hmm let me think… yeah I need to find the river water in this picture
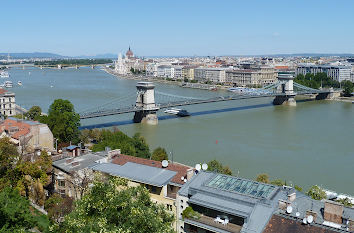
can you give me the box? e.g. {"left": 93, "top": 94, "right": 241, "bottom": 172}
{"left": 8, "top": 66, "right": 354, "bottom": 194}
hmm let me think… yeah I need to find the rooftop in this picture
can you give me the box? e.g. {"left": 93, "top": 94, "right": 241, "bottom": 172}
{"left": 91, "top": 162, "right": 177, "bottom": 187}
{"left": 53, "top": 152, "right": 106, "bottom": 173}
{"left": 111, "top": 153, "right": 193, "bottom": 185}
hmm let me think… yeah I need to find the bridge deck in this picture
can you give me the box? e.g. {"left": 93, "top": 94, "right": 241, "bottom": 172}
{"left": 79, "top": 91, "right": 327, "bottom": 119}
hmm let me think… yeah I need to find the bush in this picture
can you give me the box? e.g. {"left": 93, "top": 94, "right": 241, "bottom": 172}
{"left": 181, "top": 206, "right": 200, "bottom": 220}
{"left": 306, "top": 185, "right": 326, "bottom": 200}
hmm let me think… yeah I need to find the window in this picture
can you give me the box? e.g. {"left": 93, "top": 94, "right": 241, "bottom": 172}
{"left": 58, "top": 180, "right": 65, "bottom": 187}
{"left": 59, "top": 189, "right": 66, "bottom": 197}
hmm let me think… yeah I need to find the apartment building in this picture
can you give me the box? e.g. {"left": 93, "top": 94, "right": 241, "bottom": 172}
{"left": 177, "top": 171, "right": 354, "bottom": 233}
{"left": 226, "top": 67, "right": 277, "bottom": 87}
{"left": 0, "top": 117, "right": 54, "bottom": 153}
{"left": 194, "top": 68, "right": 226, "bottom": 83}
{"left": 182, "top": 66, "right": 197, "bottom": 80}
{"left": 91, "top": 153, "right": 194, "bottom": 231}
{"left": 296, "top": 64, "right": 352, "bottom": 82}
{"left": 0, "top": 88, "right": 16, "bottom": 116}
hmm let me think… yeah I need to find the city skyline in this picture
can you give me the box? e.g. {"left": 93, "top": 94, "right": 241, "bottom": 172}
{"left": 1, "top": 0, "right": 354, "bottom": 56}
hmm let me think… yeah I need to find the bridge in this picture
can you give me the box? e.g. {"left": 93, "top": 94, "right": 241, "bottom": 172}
{"left": 79, "top": 73, "right": 335, "bottom": 124}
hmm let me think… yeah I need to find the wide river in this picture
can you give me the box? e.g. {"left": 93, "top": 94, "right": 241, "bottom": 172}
{"left": 8, "top": 66, "right": 354, "bottom": 194}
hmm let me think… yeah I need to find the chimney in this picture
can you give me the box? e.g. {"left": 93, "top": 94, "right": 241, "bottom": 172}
{"left": 186, "top": 168, "right": 194, "bottom": 180}
{"left": 324, "top": 200, "right": 344, "bottom": 224}
{"left": 288, "top": 192, "right": 296, "bottom": 202}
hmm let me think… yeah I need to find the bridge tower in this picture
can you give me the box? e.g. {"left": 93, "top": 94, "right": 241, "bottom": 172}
{"left": 133, "top": 82, "right": 159, "bottom": 125}
{"left": 273, "top": 73, "right": 296, "bottom": 106}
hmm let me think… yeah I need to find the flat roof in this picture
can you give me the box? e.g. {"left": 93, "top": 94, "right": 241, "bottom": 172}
{"left": 206, "top": 174, "right": 277, "bottom": 200}
{"left": 91, "top": 162, "right": 177, "bottom": 187}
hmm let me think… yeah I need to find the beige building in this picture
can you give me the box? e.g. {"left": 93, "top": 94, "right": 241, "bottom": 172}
{"left": 194, "top": 68, "right": 226, "bottom": 83}
{"left": 0, "top": 88, "right": 16, "bottom": 116}
{"left": 0, "top": 117, "right": 54, "bottom": 153}
{"left": 226, "top": 67, "right": 277, "bottom": 87}
{"left": 91, "top": 153, "right": 194, "bottom": 231}
{"left": 182, "top": 66, "right": 196, "bottom": 80}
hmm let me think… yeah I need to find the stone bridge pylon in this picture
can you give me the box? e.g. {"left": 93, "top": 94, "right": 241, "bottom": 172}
{"left": 273, "top": 73, "right": 297, "bottom": 106}
{"left": 133, "top": 82, "right": 160, "bottom": 125}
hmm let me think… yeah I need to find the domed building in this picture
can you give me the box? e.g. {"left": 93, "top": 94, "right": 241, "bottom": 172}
{"left": 126, "top": 46, "right": 134, "bottom": 59}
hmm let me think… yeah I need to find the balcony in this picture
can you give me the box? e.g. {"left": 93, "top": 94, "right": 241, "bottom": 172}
{"left": 185, "top": 214, "right": 242, "bottom": 233}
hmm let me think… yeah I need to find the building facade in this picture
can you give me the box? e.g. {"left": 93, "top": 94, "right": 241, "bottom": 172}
{"left": 226, "top": 67, "right": 277, "bottom": 87}
{"left": 0, "top": 88, "right": 16, "bottom": 116}
{"left": 182, "top": 66, "right": 196, "bottom": 80}
{"left": 296, "top": 64, "right": 352, "bottom": 82}
{"left": 194, "top": 68, "right": 226, "bottom": 83}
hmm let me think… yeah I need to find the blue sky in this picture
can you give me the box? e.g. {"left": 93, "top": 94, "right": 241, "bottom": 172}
{"left": 1, "top": 0, "right": 354, "bottom": 56}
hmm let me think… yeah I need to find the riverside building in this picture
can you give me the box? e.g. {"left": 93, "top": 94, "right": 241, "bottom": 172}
{"left": 0, "top": 88, "right": 16, "bottom": 116}
{"left": 194, "top": 68, "right": 226, "bottom": 83}
{"left": 225, "top": 67, "right": 277, "bottom": 87}
{"left": 296, "top": 64, "right": 351, "bottom": 82}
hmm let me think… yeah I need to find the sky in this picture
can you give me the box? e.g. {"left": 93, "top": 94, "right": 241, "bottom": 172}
{"left": 1, "top": 0, "right": 354, "bottom": 56}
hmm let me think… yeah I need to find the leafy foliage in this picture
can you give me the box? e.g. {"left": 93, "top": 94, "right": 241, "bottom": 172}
{"left": 151, "top": 147, "right": 168, "bottom": 161}
{"left": 294, "top": 72, "right": 340, "bottom": 89}
{"left": 256, "top": 173, "right": 270, "bottom": 183}
{"left": 306, "top": 185, "right": 326, "bottom": 200}
{"left": 336, "top": 198, "right": 352, "bottom": 207}
{"left": 25, "top": 106, "right": 42, "bottom": 121}
{"left": 92, "top": 130, "right": 150, "bottom": 159}
{"left": 341, "top": 80, "right": 353, "bottom": 96}
{"left": 207, "top": 159, "right": 232, "bottom": 175}
{"left": 0, "top": 187, "right": 47, "bottom": 232}
{"left": 55, "top": 177, "right": 175, "bottom": 233}
{"left": 45, "top": 194, "right": 74, "bottom": 224}
{"left": 181, "top": 206, "right": 200, "bottom": 220}
{"left": 41, "top": 99, "right": 80, "bottom": 144}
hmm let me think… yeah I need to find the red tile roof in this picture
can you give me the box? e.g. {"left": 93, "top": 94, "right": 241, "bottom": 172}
{"left": 0, "top": 88, "right": 8, "bottom": 95}
{"left": 0, "top": 118, "right": 32, "bottom": 139}
{"left": 111, "top": 154, "right": 193, "bottom": 185}
{"left": 263, "top": 214, "right": 338, "bottom": 233}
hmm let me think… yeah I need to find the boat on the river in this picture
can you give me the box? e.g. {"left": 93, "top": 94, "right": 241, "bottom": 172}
{"left": 18, "top": 81, "right": 22, "bottom": 86}
{"left": 4, "top": 81, "right": 13, "bottom": 88}
{"left": 164, "top": 108, "right": 190, "bottom": 117}
{"left": 0, "top": 71, "right": 9, "bottom": 78}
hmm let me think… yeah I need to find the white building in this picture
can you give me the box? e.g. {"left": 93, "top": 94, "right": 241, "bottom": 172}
{"left": 0, "top": 88, "right": 16, "bottom": 116}
{"left": 194, "top": 68, "right": 226, "bottom": 83}
{"left": 157, "top": 65, "right": 175, "bottom": 79}
{"left": 296, "top": 64, "right": 352, "bottom": 82}
{"left": 114, "top": 53, "right": 127, "bottom": 75}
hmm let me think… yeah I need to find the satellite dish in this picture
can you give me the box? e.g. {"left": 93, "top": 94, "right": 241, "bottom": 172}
{"left": 202, "top": 163, "right": 208, "bottom": 171}
{"left": 162, "top": 160, "right": 169, "bottom": 168}
{"left": 302, "top": 218, "right": 307, "bottom": 224}
{"left": 307, "top": 215, "right": 313, "bottom": 223}
{"left": 195, "top": 164, "right": 201, "bottom": 171}
{"left": 286, "top": 206, "right": 293, "bottom": 214}
{"left": 184, "top": 178, "right": 187, "bottom": 183}
{"left": 181, "top": 176, "right": 185, "bottom": 181}
{"left": 47, "top": 151, "right": 51, "bottom": 156}
{"left": 296, "top": 212, "right": 300, "bottom": 217}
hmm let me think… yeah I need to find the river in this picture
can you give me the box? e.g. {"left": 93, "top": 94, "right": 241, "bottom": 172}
{"left": 8, "top": 66, "right": 354, "bottom": 195}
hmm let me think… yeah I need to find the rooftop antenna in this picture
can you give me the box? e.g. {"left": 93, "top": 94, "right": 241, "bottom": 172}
{"left": 286, "top": 205, "right": 293, "bottom": 214}
{"left": 195, "top": 164, "right": 201, "bottom": 171}
{"left": 307, "top": 215, "right": 313, "bottom": 224}
{"left": 162, "top": 160, "right": 169, "bottom": 168}
{"left": 202, "top": 163, "right": 208, "bottom": 171}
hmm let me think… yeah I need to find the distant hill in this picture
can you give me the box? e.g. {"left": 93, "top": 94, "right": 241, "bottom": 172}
{"left": 0, "top": 52, "right": 65, "bottom": 59}
{"left": 77, "top": 53, "right": 117, "bottom": 59}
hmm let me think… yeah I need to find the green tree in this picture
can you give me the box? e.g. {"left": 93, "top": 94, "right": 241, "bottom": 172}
{"left": 25, "top": 106, "right": 42, "bottom": 121}
{"left": 0, "top": 187, "right": 39, "bottom": 232}
{"left": 45, "top": 194, "right": 74, "bottom": 224}
{"left": 342, "top": 80, "right": 353, "bottom": 96}
{"left": 0, "top": 137, "right": 19, "bottom": 190}
{"left": 270, "top": 179, "right": 286, "bottom": 186}
{"left": 256, "top": 173, "right": 270, "bottom": 183}
{"left": 132, "top": 133, "right": 151, "bottom": 159}
{"left": 45, "top": 99, "right": 80, "bottom": 144}
{"left": 306, "top": 185, "right": 326, "bottom": 200}
{"left": 336, "top": 198, "right": 352, "bottom": 208}
{"left": 207, "top": 159, "right": 232, "bottom": 175}
{"left": 56, "top": 177, "right": 175, "bottom": 233}
{"left": 151, "top": 147, "right": 168, "bottom": 161}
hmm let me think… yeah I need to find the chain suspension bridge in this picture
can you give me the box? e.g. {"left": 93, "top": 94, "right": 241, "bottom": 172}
{"left": 79, "top": 74, "right": 334, "bottom": 125}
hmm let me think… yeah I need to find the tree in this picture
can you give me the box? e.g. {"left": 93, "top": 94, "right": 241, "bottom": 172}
{"left": 207, "top": 159, "right": 232, "bottom": 175}
{"left": 56, "top": 177, "right": 175, "bottom": 233}
{"left": 45, "top": 99, "right": 80, "bottom": 144}
{"left": 336, "top": 198, "right": 352, "bottom": 208}
{"left": 25, "top": 106, "right": 42, "bottom": 121}
{"left": 0, "top": 137, "right": 19, "bottom": 190}
{"left": 132, "top": 133, "right": 151, "bottom": 159}
{"left": 151, "top": 147, "right": 168, "bottom": 161}
{"left": 256, "top": 173, "right": 270, "bottom": 183}
{"left": 0, "top": 187, "right": 38, "bottom": 232}
{"left": 342, "top": 80, "right": 353, "bottom": 96}
{"left": 45, "top": 194, "right": 74, "bottom": 223}
{"left": 306, "top": 185, "right": 326, "bottom": 200}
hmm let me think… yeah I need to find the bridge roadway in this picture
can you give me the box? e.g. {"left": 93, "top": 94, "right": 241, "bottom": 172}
{"left": 79, "top": 90, "right": 325, "bottom": 119}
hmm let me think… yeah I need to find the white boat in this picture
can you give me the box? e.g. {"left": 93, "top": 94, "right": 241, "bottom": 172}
{"left": 164, "top": 108, "right": 190, "bottom": 117}
{"left": 0, "top": 71, "right": 9, "bottom": 78}
{"left": 18, "top": 81, "right": 22, "bottom": 86}
{"left": 4, "top": 81, "right": 13, "bottom": 88}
